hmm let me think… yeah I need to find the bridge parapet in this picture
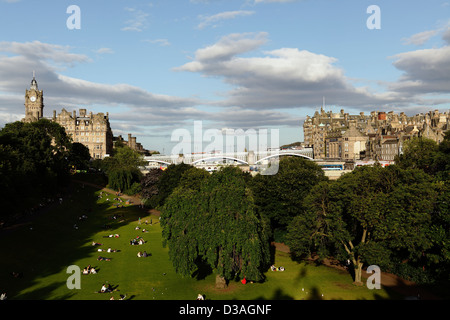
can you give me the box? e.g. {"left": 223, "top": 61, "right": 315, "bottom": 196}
{"left": 143, "top": 148, "right": 314, "bottom": 167}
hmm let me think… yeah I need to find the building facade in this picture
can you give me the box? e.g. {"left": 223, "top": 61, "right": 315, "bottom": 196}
{"left": 53, "top": 108, "right": 113, "bottom": 159}
{"left": 22, "top": 76, "right": 113, "bottom": 159}
{"left": 303, "top": 106, "right": 450, "bottom": 161}
{"left": 114, "top": 134, "right": 149, "bottom": 155}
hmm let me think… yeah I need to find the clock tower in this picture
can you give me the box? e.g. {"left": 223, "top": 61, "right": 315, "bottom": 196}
{"left": 23, "top": 72, "right": 44, "bottom": 123}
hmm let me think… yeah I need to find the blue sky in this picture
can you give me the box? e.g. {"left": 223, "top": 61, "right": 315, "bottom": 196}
{"left": 1, "top": 0, "right": 450, "bottom": 153}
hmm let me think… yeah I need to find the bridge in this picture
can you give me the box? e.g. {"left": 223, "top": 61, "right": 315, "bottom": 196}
{"left": 142, "top": 148, "right": 314, "bottom": 169}
{"left": 141, "top": 148, "right": 353, "bottom": 179}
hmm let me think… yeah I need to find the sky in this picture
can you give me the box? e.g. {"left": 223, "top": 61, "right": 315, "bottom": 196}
{"left": 1, "top": 0, "right": 450, "bottom": 153}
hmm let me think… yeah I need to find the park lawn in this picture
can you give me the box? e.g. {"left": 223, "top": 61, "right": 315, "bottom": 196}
{"left": 0, "top": 181, "right": 397, "bottom": 300}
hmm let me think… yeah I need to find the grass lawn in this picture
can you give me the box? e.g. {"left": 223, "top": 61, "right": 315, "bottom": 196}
{"left": 0, "top": 180, "right": 400, "bottom": 300}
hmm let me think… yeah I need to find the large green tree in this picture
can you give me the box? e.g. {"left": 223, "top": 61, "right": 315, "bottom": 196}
{"left": 101, "top": 145, "right": 145, "bottom": 194}
{"left": 396, "top": 137, "right": 439, "bottom": 175}
{"left": 250, "top": 156, "right": 327, "bottom": 239}
{"left": 161, "top": 166, "right": 271, "bottom": 288}
{"left": 0, "top": 119, "right": 73, "bottom": 219}
{"left": 68, "top": 142, "right": 91, "bottom": 171}
{"left": 140, "top": 168, "right": 164, "bottom": 208}
{"left": 152, "top": 162, "right": 192, "bottom": 207}
{"left": 287, "top": 165, "right": 439, "bottom": 285}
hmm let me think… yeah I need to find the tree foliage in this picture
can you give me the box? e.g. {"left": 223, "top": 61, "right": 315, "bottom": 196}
{"left": 0, "top": 119, "right": 87, "bottom": 220}
{"left": 161, "top": 166, "right": 271, "bottom": 286}
{"left": 250, "top": 156, "right": 327, "bottom": 237}
{"left": 286, "top": 164, "right": 448, "bottom": 284}
{"left": 152, "top": 163, "right": 192, "bottom": 208}
{"left": 100, "top": 145, "right": 145, "bottom": 194}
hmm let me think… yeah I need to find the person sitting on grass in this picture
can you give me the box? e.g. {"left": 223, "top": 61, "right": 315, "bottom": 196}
{"left": 83, "top": 268, "right": 89, "bottom": 275}
{"left": 90, "top": 267, "right": 97, "bottom": 274}
{"left": 137, "top": 252, "right": 143, "bottom": 258}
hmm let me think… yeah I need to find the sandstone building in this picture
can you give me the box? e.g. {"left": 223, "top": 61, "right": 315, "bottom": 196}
{"left": 114, "top": 134, "right": 149, "bottom": 155}
{"left": 22, "top": 75, "right": 113, "bottom": 159}
{"left": 303, "top": 106, "right": 450, "bottom": 162}
{"left": 53, "top": 108, "right": 114, "bottom": 159}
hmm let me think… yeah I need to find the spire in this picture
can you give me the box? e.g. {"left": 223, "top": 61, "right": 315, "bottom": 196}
{"left": 30, "top": 71, "right": 38, "bottom": 90}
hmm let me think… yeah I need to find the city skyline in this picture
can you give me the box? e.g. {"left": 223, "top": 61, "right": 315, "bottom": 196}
{"left": 1, "top": 0, "right": 450, "bottom": 152}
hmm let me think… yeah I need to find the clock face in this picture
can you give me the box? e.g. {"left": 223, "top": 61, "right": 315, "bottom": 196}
{"left": 30, "top": 96, "right": 36, "bottom": 102}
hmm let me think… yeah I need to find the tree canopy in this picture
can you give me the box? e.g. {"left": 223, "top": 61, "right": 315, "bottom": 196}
{"left": 160, "top": 166, "right": 271, "bottom": 288}
{"left": 250, "top": 156, "right": 327, "bottom": 240}
{"left": 0, "top": 119, "right": 90, "bottom": 221}
{"left": 100, "top": 144, "right": 145, "bottom": 194}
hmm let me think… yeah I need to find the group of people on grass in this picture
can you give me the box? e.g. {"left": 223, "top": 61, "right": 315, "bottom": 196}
{"left": 91, "top": 190, "right": 154, "bottom": 299}
{"left": 83, "top": 265, "right": 97, "bottom": 275}
{"left": 129, "top": 236, "right": 145, "bottom": 246}
{"left": 137, "top": 251, "right": 150, "bottom": 258}
{"left": 270, "top": 265, "right": 285, "bottom": 272}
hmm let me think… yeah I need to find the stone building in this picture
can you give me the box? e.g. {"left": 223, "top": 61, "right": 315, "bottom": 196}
{"left": 53, "top": 108, "right": 113, "bottom": 159}
{"left": 22, "top": 75, "right": 113, "bottom": 159}
{"left": 303, "top": 106, "right": 450, "bottom": 161}
{"left": 114, "top": 134, "right": 149, "bottom": 155}
{"left": 325, "top": 121, "right": 369, "bottom": 160}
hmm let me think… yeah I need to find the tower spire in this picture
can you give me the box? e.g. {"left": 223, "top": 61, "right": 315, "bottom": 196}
{"left": 30, "top": 71, "right": 38, "bottom": 90}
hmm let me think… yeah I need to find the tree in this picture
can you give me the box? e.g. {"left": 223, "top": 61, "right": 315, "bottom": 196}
{"left": 250, "top": 156, "right": 327, "bottom": 239}
{"left": 140, "top": 168, "right": 164, "bottom": 208}
{"left": 396, "top": 137, "right": 439, "bottom": 174}
{"left": 0, "top": 119, "right": 73, "bottom": 219}
{"left": 153, "top": 163, "right": 192, "bottom": 208}
{"left": 101, "top": 145, "right": 145, "bottom": 194}
{"left": 287, "top": 165, "right": 438, "bottom": 285}
{"left": 161, "top": 166, "right": 271, "bottom": 288}
{"left": 68, "top": 142, "right": 91, "bottom": 171}
{"left": 433, "top": 131, "right": 450, "bottom": 181}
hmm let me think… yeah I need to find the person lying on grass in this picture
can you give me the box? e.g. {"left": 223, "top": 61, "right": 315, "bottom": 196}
{"left": 97, "top": 256, "right": 111, "bottom": 261}
{"left": 96, "top": 283, "right": 119, "bottom": 293}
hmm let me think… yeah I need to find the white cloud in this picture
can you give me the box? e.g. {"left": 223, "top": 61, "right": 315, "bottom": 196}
{"left": 197, "top": 10, "right": 255, "bottom": 29}
{"left": 176, "top": 32, "right": 393, "bottom": 110}
{"left": 0, "top": 41, "right": 90, "bottom": 66}
{"left": 389, "top": 45, "right": 450, "bottom": 95}
{"left": 254, "top": 0, "right": 298, "bottom": 3}
{"left": 402, "top": 30, "right": 439, "bottom": 46}
{"left": 142, "top": 39, "right": 171, "bottom": 47}
{"left": 95, "top": 48, "right": 115, "bottom": 54}
{"left": 443, "top": 27, "right": 450, "bottom": 45}
{"left": 121, "top": 8, "right": 149, "bottom": 32}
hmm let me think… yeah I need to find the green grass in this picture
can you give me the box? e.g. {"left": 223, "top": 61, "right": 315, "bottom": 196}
{"left": 0, "top": 181, "right": 400, "bottom": 300}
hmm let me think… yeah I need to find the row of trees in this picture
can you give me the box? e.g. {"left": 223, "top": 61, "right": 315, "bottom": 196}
{"left": 286, "top": 134, "right": 450, "bottom": 285}
{"left": 140, "top": 133, "right": 449, "bottom": 287}
{"left": 0, "top": 119, "right": 91, "bottom": 221}
{"left": 138, "top": 157, "right": 327, "bottom": 287}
